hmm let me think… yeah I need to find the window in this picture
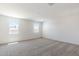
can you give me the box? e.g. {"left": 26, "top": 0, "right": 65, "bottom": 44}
{"left": 34, "top": 23, "right": 40, "bottom": 33}
{"left": 9, "top": 20, "right": 19, "bottom": 34}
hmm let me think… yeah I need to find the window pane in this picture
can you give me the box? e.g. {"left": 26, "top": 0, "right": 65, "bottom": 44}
{"left": 9, "top": 20, "right": 19, "bottom": 34}
{"left": 34, "top": 23, "right": 40, "bottom": 33}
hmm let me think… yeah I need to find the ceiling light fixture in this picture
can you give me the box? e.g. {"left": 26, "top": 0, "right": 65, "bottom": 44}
{"left": 48, "top": 3, "right": 55, "bottom": 6}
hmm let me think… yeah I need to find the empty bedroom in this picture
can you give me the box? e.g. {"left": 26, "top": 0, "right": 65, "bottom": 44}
{"left": 0, "top": 3, "right": 79, "bottom": 56}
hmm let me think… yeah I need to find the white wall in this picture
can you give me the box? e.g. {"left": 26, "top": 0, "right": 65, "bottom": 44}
{"left": 43, "top": 4, "right": 79, "bottom": 45}
{"left": 1, "top": 3, "right": 79, "bottom": 45}
{"left": 0, "top": 15, "right": 42, "bottom": 44}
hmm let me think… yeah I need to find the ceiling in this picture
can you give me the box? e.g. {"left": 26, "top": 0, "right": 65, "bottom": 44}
{"left": 0, "top": 3, "right": 79, "bottom": 21}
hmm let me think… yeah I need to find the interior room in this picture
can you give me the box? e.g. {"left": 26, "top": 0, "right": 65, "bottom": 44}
{"left": 0, "top": 3, "right": 79, "bottom": 56}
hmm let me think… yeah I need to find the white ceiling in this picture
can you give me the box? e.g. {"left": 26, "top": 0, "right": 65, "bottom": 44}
{"left": 0, "top": 3, "right": 79, "bottom": 21}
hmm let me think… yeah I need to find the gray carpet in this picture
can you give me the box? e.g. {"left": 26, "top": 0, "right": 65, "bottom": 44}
{"left": 0, "top": 38, "right": 79, "bottom": 56}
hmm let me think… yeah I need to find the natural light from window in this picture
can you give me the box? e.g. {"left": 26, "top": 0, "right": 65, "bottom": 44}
{"left": 9, "top": 20, "right": 19, "bottom": 34}
{"left": 34, "top": 23, "right": 40, "bottom": 33}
